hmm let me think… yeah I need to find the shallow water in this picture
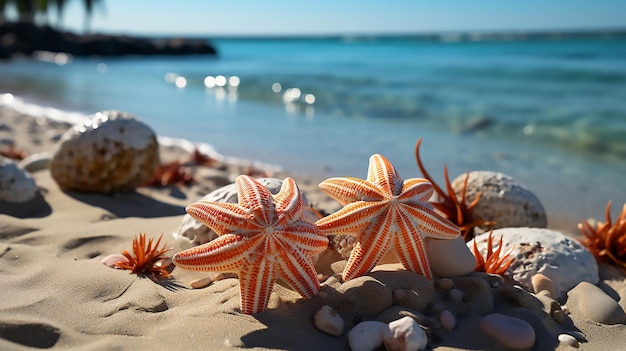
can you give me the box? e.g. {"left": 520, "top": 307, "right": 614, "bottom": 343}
{"left": 1, "top": 34, "right": 625, "bottom": 221}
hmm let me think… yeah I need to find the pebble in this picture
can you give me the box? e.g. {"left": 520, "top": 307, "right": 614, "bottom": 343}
{"left": 439, "top": 310, "right": 456, "bottom": 330}
{"left": 175, "top": 178, "right": 316, "bottom": 245}
{"left": 480, "top": 313, "right": 536, "bottom": 349}
{"left": 436, "top": 277, "right": 454, "bottom": 290}
{"left": 347, "top": 320, "right": 387, "bottom": 351}
{"left": 190, "top": 276, "right": 213, "bottom": 289}
{"left": 18, "top": 151, "right": 51, "bottom": 172}
{"left": 451, "top": 171, "right": 547, "bottom": 232}
{"left": 425, "top": 235, "right": 476, "bottom": 277}
{"left": 468, "top": 227, "right": 598, "bottom": 300}
{"left": 566, "top": 281, "right": 626, "bottom": 325}
{"left": 448, "top": 288, "right": 464, "bottom": 304}
{"left": 313, "top": 305, "right": 344, "bottom": 336}
{"left": 0, "top": 157, "right": 38, "bottom": 202}
{"left": 565, "top": 331, "right": 587, "bottom": 342}
{"left": 558, "top": 333, "right": 579, "bottom": 348}
{"left": 49, "top": 110, "right": 159, "bottom": 193}
{"left": 385, "top": 316, "right": 428, "bottom": 351}
{"left": 531, "top": 273, "right": 556, "bottom": 298}
{"left": 338, "top": 275, "right": 393, "bottom": 318}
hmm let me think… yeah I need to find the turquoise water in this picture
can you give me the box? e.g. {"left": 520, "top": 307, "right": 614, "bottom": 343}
{"left": 1, "top": 34, "right": 625, "bottom": 221}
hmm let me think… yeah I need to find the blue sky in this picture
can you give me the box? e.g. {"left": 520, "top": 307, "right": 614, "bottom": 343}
{"left": 55, "top": 0, "right": 626, "bottom": 36}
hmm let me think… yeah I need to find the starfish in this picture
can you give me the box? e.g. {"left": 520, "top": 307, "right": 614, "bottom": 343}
{"left": 172, "top": 175, "right": 329, "bottom": 314}
{"left": 316, "top": 154, "right": 460, "bottom": 281}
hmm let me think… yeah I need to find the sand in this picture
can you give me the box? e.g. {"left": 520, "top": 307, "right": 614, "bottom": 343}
{"left": 1, "top": 104, "right": 625, "bottom": 351}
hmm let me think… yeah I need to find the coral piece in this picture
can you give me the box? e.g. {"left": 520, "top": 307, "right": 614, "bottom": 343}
{"left": 316, "top": 154, "right": 460, "bottom": 281}
{"left": 578, "top": 201, "right": 626, "bottom": 269}
{"left": 0, "top": 146, "right": 28, "bottom": 160}
{"left": 114, "top": 233, "right": 173, "bottom": 280}
{"left": 49, "top": 110, "right": 159, "bottom": 193}
{"left": 472, "top": 230, "right": 515, "bottom": 276}
{"left": 414, "top": 138, "right": 493, "bottom": 241}
{"left": 173, "top": 176, "right": 329, "bottom": 314}
{"left": 141, "top": 160, "right": 194, "bottom": 187}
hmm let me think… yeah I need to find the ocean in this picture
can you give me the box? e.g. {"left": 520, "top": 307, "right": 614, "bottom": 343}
{"left": 1, "top": 33, "right": 625, "bottom": 222}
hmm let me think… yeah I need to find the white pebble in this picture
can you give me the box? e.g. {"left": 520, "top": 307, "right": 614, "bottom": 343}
{"left": 384, "top": 317, "right": 428, "bottom": 351}
{"left": 439, "top": 310, "right": 456, "bottom": 330}
{"left": 313, "top": 305, "right": 344, "bottom": 336}
{"left": 558, "top": 334, "right": 579, "bottom": 347}
{"left": 347, "top": 321, "right": 388, "bottom": 351}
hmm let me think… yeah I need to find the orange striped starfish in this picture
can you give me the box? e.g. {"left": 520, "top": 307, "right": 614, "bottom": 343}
{"left": 172, "top": 175, "right": 329, "bottom": 314}
{"left": 316, "top": 154, "right": 460, "bottom": 281}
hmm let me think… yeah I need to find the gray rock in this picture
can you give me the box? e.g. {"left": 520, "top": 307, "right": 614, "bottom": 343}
{"left": 49, "top": 110, "right": 159, "bottom": 193}
{"left": 175, "top": 178, "right": 316, "bottom": 245}
{"left": 0, "top": 156, "right": 38, "bottom": 202}
{"left": 452, "top": 171, "right": 547, "bottom": 231}
{"left": 469, "top": 227, "right": 598, "bottom": 300}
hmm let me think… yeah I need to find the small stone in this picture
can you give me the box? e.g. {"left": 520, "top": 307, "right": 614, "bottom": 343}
{"left": 558, "top": 333, "right": 579, "bottom": 348}
{"left": 469, "top": 227, "right": 598, "bottom": 300}
{"left": 0, "top": 157, "right": 38, "bottom": 202}
{"left": 347, "top": 320, "right": 388, "bottom": 351}
{"left": 452, "top": 171, "right": 547, "bottom": 232}
{"left": 313, "top": 305, "right": 344, "bottom": 336}
{"left": 480, "top": 313, "right": 536, "bottom": 349}
{"left": 439, "top": 310, "right": 456, "bottom": 330}
{"left": 565, "top": 331, "right": 587, "bottom": 342}
{"left": 18, "top": 151, "right": 51, "bottom": 172}
{"left": 338, "top": 275, "right": 393, "bottom": 318}
{"left": 49, "top": 110, "right": 159, "bottom": 193}
{"left": 436, "top": 278, "right": 454, "bottom": 290}
{"left": 567, "top": 281, "right": 626, "bottom": 325}
{"left": 190, "top": 276, "right": 213, "bottom": 289}
{"left": 425, "top": 235, "right": 476, "bottom": 277}
{"left": 384, "top": 316, "right": 428, "bottom": 351}
{"left": 448, "top": 288, "right": 464, "bottom": 304}
{"left": 451, "top": 276, "right": 494, "bottom": 315}
{"left": 531, "top": 273, "right": 556, "bottom": 298}
{"left": 100, "top": 253, "right": 128, "bottom": 267}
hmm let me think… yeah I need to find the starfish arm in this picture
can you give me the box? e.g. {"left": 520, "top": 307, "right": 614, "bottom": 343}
{"left": 275, "top": 244, "right": 321, "bottom": 299}
{"left": 400, "top": 178, "right": 434, "bottom": 202}
{"left": 392, "top": 207, "right": 433, "bottom": 279}
{"left": 186, "top": 201, "right": 258, "bottom": 235}
{"left": 315, "top": 201, "right": 388, "bottom": 235}
{"left": 319, "top": 177, "right": 385, "bottom": 205}
{"left": 236, "top": 175, "right": 275, "bottom": 227}
{"left": 172, "top": 233, "right": 262, "bottom": 272}
{"left": 273, "top": 177, "right": 305, "bottom": 226}
{"left": 402, "top": 203, "right": 460, "bottom": 240}
{"left": 238, "top": 256, "right": 277, "bottom": 314}
{"left": 367, "top": 154, "right": 404, "bottom": 197}
{"left": 279, "top": 223, "right": 329, "bottom": 257}
{"left": 342, "top": 211, "right": 394, "bottom": 281}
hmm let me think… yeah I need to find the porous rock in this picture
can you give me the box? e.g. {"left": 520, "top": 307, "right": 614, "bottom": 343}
{"left": 469, "top": 227, "right": 598, "bottom": 300}
{"left": 175, "top": 178, "right": 318, "bottom": 245}
{"left": 452, "top": 171, "right": 547, "bottom": 231}
{"left": 0, "top": 156, "right": 38, "bottom": 202}
{"left": 49, "top": 110, "right": 159, "bottom": 193}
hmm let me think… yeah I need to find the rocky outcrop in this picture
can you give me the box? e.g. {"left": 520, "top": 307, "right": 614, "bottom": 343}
{"left": 0, "top": 21, "right": 217, "bottom": 59}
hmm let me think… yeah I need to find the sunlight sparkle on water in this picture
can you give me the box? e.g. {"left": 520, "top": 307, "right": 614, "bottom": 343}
{"left": 304, "top": 94, "right": 315, "bottom": 105}
{"left": 272, "top": 83, "right": 282, "bottom": 93}
{"left": 215, "top": 75, "right": 227, "bottom": 87}
{"left": 165, "top": 73, "right": 178, "bottom": 83}
{"left": 175, "top": 76, "right": 187, "bottom": 88}
{"left": 1, "top": 93, "right": 14, "bottom": 104}
{"left": 228, "top": 76, "right": 240, "bottom": 87}
{"left": 204, "top": 76, "right": 216, "bottom": 88}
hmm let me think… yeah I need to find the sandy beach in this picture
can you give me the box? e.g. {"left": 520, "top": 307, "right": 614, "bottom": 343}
{"left": 1, "top": 104, "right": 625, "bottom": 351}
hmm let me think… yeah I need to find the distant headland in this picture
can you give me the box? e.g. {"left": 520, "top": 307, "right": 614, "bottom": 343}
{"left": 0, "top": 21, "right": 218, "bottom": 60}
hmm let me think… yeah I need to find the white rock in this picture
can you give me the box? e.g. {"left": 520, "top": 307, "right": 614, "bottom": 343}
{"left": 452, "top": 171, "right": 547, "bottom": 232}
{"left": 313, "top": 305, "right": 344, "bottom": 336}
{"left": 175, "top": 178, "right": 318, "bottom": 245}
{"left": 0, "top": 156, "right": 38, "bottom": 202}
{"left": 347, "top": 320, "right": 388, "bottom": 351}
{"left": 468, "top": 228, "right": 598, "bottom": 300}
{"left": 384, "top": 316, "right": 428, "bottom": 351}
{"left": 49, "top": 110, "right": 159, "bottom": 193}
